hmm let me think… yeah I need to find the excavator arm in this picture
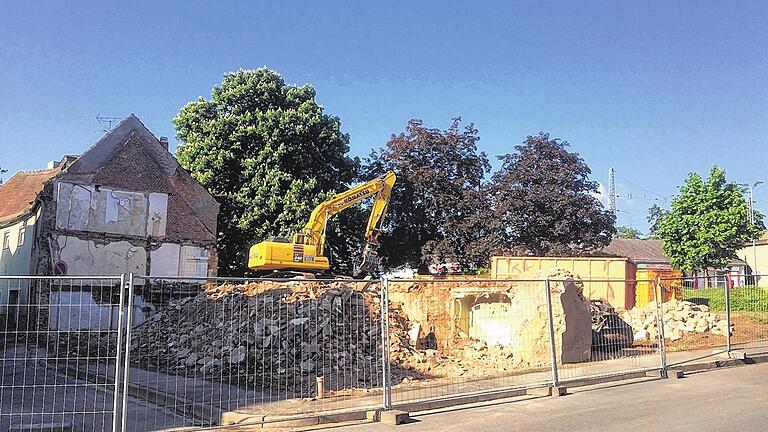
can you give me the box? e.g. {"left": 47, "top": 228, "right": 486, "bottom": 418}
{"left": 248, "top": 171, "right": 396, "bottom": 275}
{"left": 300, "top": 170, "right": 396, "bottom": 254}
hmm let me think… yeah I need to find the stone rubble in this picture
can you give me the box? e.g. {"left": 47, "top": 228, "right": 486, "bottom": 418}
{"left": 622, "top": 298, "right": 732, "bottom": 342}
{"left": 54, "top": 273, "right": 657, "bottom": 394}
{"left": 125, "top": 280, "right": 385, "bottom": 396}
{"left": 122, "top": 275, "right": 592, "bottom": 390}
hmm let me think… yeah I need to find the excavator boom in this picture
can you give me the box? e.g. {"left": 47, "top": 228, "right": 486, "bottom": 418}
{"left": 248, "top": 171, "right": 396, "bottom": 275}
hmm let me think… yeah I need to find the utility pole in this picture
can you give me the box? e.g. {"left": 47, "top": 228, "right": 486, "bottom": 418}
{"left": 608, "top": 167, "right": 616, "bottom": 217}
{"left": 750, "top": 181, "right": 763, "bottom": 275}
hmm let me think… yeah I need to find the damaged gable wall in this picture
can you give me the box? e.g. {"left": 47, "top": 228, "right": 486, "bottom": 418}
{"left": 36, "top": 118, "right": 219, "bottom": 281}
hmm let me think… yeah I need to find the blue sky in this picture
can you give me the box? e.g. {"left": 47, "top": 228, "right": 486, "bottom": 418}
{"left": 1, "top": 1, "right": 767, "bottom": 232}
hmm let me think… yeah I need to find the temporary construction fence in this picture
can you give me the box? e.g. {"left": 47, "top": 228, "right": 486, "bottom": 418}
{"left": 0, "top": 275, "right": 126, "bottom": 432}
{"left": 661, "top": 274, "right": 768, "bottom": 364}
{"left": 1, "top": 273, "right": 767, "bottom": 432}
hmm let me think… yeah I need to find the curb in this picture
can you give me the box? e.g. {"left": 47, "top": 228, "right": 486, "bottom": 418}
{"left": 222, "top": 408, "right": 374, "bottom": 429}
{"left": 670, "top": 352, "right": 768, "bottom": 374}
{"left": 46, "top": 350, "right": 768, "bottom": 429}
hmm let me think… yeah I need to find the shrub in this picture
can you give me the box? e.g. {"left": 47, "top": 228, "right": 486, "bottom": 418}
{"left": 682, "top": 287, "right": 768, "bottom": 312}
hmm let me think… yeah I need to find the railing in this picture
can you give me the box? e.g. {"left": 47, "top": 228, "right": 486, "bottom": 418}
{"left": 1, "top": 273, "right": 766, "bottom": 431}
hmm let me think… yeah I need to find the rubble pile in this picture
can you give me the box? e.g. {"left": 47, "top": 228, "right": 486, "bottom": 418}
{"left": 54, "top": 272, "right": 602, "bottom": 391}
{"left": 623, "top": 299, "right": 731, "bottom": 342}
{"left": 127, "top": 280, "right": 385, "bottom": 395}
{"left": 386, "top": 270, "right": 592, "bottom": 381}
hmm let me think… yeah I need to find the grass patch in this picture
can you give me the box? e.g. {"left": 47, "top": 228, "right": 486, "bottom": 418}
{"left": 682, "top": 286, "right": 768, "bottom": 312}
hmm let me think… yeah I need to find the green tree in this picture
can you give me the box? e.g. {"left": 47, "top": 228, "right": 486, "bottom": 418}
{"left": 363, "top": 118, "right": 491, "bottom": 271}
{"left": 489, "top": 133, "right": 616, "bottom": 256}
{"left": 174, "top": 69, "right": 359, "bottom": 276}
{"left": 658, "top": 166, "right": 762, "bottom": 274}
{"left": 616, "top": 226, "right": 642, "bottom": 239}
{"left": 646, "top": 203, "right": 666, "bottom": 239}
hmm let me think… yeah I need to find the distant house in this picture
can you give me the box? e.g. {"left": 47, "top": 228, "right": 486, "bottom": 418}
{"left": 0, "top": 114, "right": 219, "bottom": 329}
{"left": 0, "top": 167, "right": 63, "bottom": 321}
{"left": 602, "top": 239, "right": 671, "bottom": 270}
{"left": 736, "top": 231, "right": 768, "bottom": 284}
{"left": 603, "top": 238, "right": 748, "bottom": 288}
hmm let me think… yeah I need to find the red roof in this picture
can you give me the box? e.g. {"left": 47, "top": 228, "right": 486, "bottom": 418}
{"left": 0, "top": 168, "right": 61, "bottom": 224}
{"left": 602, "top": 239, "right": 669, "bottom": 263}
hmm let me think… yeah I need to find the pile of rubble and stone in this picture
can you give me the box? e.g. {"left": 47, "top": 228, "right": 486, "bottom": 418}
{"left": 55, "top": 271, "right": 603, "bottom": 392}
{"left": 386, "top": 270, "right": 593, "bottom": 382}
{"left": 125, "top": 280, "right": 386, "bottom": 396}
{"left": 622, "top": 299, "right": 731, "bottom": 342}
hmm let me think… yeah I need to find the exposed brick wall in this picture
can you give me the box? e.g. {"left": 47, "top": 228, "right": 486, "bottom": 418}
{"left": 90, "top": 134, "right": 168, "bottom": 193}
{"left": 168, "top": 169, "right": 218, "bottom": 237}
{"left": 88, "top": 133, "right": 216, "bottom": 244}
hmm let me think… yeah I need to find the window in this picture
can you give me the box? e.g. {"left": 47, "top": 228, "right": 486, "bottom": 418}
{"left": 17, "top": 220, "right": 26, "bottom": 247}
{"left": 2, "top": 231, "right": 9, "bottom": 250}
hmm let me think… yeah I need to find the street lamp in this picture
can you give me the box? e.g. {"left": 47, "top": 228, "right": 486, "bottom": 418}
{"left": 749, "top": 181, "right": 763, "bottom": 275}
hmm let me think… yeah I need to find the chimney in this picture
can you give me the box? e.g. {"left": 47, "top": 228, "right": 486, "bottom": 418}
{"left": 159, "top": 136, "right": 169, "bottom": 150}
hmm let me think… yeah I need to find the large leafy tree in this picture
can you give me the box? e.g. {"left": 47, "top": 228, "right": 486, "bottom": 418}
{"left": 489, "top": 133, "right": 615, "bottom": 256}
{"left": 658, "top": 166, "right": 762, "bottom": 273}
{"left": 363, "top": 118, "right": 491, "bottom": 271}
{"left": 174, "top": 69, "right": 359, "bottom": 276}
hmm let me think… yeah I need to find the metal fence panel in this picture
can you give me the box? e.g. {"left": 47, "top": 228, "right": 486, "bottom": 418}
{"left": 385, "top": 277, "right": 556, "bottom": 407}
{"left": 723, "top": 274, "right": 768, "bottom": 354}
{"left": 547, "top": 278, "right": 664, "bottom": 383}
{"left": 5, "top": 271, "right": 768, "bottom": 431}
{"left": 660, "top": 275, "right": 734, "bottom": 366}
{"left": 121, "top": 276, "right": 385, "bottom": 431}
{"left": 0, "top": 276, "right": 124, "bottom": 432}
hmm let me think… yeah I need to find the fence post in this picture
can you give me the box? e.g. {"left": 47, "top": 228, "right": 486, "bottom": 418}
{"left": 544, "top": 278, "right": 560, "bottom": 387}
{"left": 654, "top": 277, "right": 668, "bottom": 378}
{"left": 111, "top": 274, "right": 127, "bottom": 432}
{"left": 380, "top": 276, "right": 392, "bottom": 410}
{"left": 120, "top": 273, "right": 135, "bottom": 432}
{"left": 725, "top": 272, "right": 732, "bottom": 354}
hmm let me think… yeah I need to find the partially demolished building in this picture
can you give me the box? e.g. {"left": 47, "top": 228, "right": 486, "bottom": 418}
{"left": 0, "top": 114, "right": 219, "bottom": 329}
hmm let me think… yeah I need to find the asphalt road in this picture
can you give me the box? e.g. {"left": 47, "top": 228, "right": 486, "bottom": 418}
{"left": 341, "top": 363, "right": 768, "bottom": 432}
{"left": 1, "top": 343, "right": 188, "bottom": 432}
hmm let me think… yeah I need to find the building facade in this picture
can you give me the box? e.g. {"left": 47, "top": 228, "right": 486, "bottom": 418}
{"left": 0, "top": 115, "right": 220, "bottom": 329}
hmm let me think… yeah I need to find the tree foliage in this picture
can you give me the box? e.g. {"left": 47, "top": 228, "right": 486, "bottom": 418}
{"left": 646, "top": 203, "right": 666, "bottom": 239}
{"left": 363, "top": 118, "right": 491, "bottom": 270}
{"left": 616, "top": 226, "right": 642, "bottom": 239}
{"left": 174, "top": 69, "right": 360, "bottom": 275}
{"left": 658, "top": 166, "right": 761, "bottom": 272}
{"left": 489, "top": 133, "right": 616, "bottom": 256}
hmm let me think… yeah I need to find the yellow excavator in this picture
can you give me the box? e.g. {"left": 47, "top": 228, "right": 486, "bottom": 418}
{"left": 248, "top": 171, "right": 396, "bottom": 276}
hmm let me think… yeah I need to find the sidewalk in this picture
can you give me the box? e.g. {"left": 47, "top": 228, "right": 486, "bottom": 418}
{"left": 63, "top": 340, "right": 768, "bottom": 427}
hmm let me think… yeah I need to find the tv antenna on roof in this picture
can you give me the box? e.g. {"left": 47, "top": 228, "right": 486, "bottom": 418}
{"left": 96, "top": 114, "right": 122, "bottom": 133}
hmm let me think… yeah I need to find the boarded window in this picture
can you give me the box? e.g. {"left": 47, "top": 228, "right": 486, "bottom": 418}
{"left": 180, "top": 246, "right": 209, "bottom": 278}
{"left": 17, "top": 220, "right": 26, "bottom": 247}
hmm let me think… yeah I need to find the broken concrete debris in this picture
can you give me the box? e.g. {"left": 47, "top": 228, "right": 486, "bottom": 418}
{"left": 125, "top": 280, "right": 384, "bottom": 396}
{"left": 622, "top": 299, "right": 732, "bottom": 342}
{"left": 508, "top": 273, "right": 592, "bottom": 366}
{"left": 58, "top": 270, "right": 720, "bottom": 396}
